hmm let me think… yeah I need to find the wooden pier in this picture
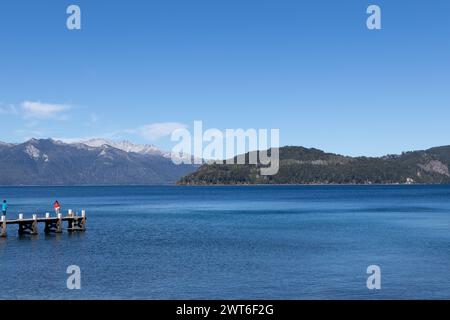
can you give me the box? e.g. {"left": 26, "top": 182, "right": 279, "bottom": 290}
{"left": 0, "top": 209, "right": 86, "bottom": 237}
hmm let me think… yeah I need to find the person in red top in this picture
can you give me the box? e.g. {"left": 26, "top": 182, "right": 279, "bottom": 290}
{"left": 53, "top": 200, "right": 61, "bottom": 215}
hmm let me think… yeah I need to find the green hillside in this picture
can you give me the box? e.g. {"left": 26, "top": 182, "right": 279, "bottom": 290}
{"left": 178, "top": 146, "right": 450, "bottom": 185}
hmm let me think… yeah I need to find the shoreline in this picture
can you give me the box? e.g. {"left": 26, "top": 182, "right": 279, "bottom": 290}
{"left": 176, "top": 183, "right": 450, "bottom": 187}
{"left": 0, "top": 183, "right": 449, "bottom": 188}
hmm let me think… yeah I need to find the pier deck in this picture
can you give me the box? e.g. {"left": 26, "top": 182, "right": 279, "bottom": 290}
{"left": 0, "top": 210, "right": 86, "bottom": 237}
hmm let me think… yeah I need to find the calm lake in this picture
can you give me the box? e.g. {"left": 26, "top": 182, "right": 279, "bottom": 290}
{"left": 0, "top": 185, "right": 449, "bottom": 300}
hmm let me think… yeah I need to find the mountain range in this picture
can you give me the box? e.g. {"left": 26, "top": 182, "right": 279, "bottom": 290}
{"left": 1, "top": 140, "right": 450, "bottom": 186}
{"left": 0, "top": 139, "right": 197, "bottom": 185}
{"left": 178, "top": 145, "right": 450, "bottom": 185}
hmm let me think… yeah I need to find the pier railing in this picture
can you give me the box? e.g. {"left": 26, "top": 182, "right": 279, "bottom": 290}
{"left": 0, "top": 209, "right": 86, "bottom": 237}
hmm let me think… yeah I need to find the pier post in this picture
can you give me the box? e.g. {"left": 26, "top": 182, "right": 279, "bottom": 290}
{"left": 44, "top": 212, "right": 51, "bottom": 233}
{"left": 18, "top": 213, "right": 24, "bottom": 235}
{"left": 31, "top": 214, "right": 38, "bottom": 235}
{"left": 81, "top": 210, "right": 86, "bottom": 231}
{"left": 0, "top": 215, "right": 6, "bottom": 238}
{"left": 67, "top": 210, "right": 75, "bottom": 231}
{"left": 56, "top": 213, "right": 63, "bottom": 233}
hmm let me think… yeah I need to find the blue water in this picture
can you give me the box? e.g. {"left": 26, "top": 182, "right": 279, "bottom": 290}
{"left": 0, "top": 185, "right": 449, "bottom": 300}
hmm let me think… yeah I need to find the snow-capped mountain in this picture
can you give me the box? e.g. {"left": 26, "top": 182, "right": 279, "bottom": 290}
{"left": 78, "top": 138, "right": 200, "bottom": 162}
{"left": 0, "top": 141, "right": 14, "bottom": 147}
{"left": 80, "top": 138, "right": 166, "bottom": 157}
{"left": 0, "top": 139, "right": 197, "bottom": 185}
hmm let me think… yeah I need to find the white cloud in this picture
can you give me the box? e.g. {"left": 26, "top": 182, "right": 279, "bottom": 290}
{"left": 0, "top": 104, "right": 18, "bottom": 115}
{"left": 51, "top": 122, "right": 188, "bottom": 145}
{"left": 84, "top": 113, "right": 99, "bottom": 127}
{"left": 89, "top": 113, "right": 98, "bottom": 123}
{"left": 13, "top": 128, "right": 47, "bottom": 140}
{"left": 21, "top": 101, "right": 71, "bottom": 120}
{"left": 55, "top": 136, "right": 102, "bottom": 144}
{"left": 135, "top": 122, "right": 187, "bottom": 141}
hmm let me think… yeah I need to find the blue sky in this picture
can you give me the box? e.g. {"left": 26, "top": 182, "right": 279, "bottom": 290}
{"left": 0, "top": 0, "right": 449, "bottom": 156}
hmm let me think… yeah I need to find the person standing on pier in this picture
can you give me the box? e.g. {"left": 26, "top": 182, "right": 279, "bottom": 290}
{"left": 53, "top": 200, "right": 61, "bottom": 215}
{"left": 1, "top": 200, "right": 7, "bottom": 217}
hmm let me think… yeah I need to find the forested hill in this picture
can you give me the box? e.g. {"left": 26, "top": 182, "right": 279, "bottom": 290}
{"left": 178, "top": 146, "right": 450, "bottom": 185}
